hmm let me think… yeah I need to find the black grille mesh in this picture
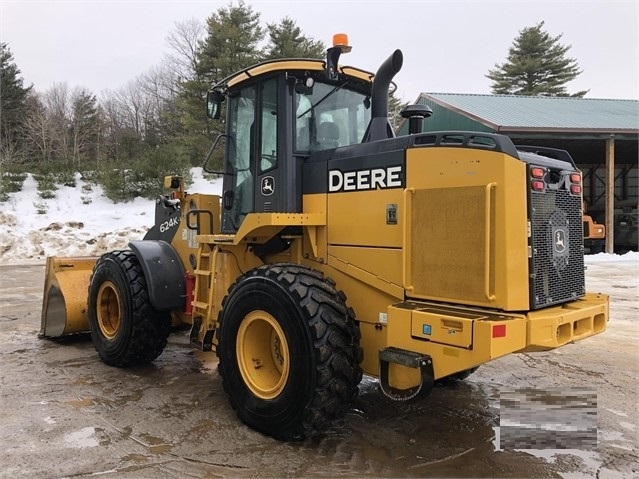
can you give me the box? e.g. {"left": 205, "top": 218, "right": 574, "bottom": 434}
{"left": 530, "top": 188, "right": 585, "bottom": 309}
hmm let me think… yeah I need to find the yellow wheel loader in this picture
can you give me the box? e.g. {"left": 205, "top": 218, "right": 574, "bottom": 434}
{"left": 40, "top": 34, "right": 609, "bottom": 440}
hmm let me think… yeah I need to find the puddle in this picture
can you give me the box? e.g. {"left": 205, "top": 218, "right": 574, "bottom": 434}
{"left": 66, "top": 397, "right": 94, "bottom": 408}
{"left": 64, "top": 427, "right": 99, "bottom": 448}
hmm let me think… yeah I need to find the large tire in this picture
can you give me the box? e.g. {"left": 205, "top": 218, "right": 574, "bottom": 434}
{"left": 435, "top": 366, "right": 479, "bottom": 385}
{"left": 217, "top": 263, "right": 362, "bottom": 440}
{"left": 87, "top": 250, "right": 171, "bottom": 367}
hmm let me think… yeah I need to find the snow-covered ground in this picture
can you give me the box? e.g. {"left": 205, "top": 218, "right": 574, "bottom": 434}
{"left": 0, "top": 168, "right": 637, "bottom": 267}
{"left": 0, "top": 168, "right": 221, "bottom": 264}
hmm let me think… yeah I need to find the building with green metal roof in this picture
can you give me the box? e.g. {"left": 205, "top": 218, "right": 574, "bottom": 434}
{"left": 398, "top": 93, "right": 639, "bottom": 252}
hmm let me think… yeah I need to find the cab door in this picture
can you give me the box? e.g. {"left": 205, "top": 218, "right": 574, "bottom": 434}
{"left": 254, "top": 77, "right": 281, "bottom": 215}
{"left": 221, "top": 83, "right": 257, "bottom": 233}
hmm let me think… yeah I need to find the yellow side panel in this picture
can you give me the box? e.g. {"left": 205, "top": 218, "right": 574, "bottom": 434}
{"left": 171, "top": 193, "right": 221, "bottom": 275}
{"left": 327, "top": 189, "right": 403, "bottom": 248}
{"left": 328, "top": 245, "right": 403, "bottom": 294}
{"left": 302, "top": 193, "right": 328, "bottom": 262}
{"left": 405, "top": 147, "right": 530, "bottom": 311}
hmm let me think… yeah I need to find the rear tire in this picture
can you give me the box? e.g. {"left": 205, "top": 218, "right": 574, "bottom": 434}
{"left": 217, "top": 264, "right": 362, "bottom": 440}
{"left": 435, "top": 366, "right": 479, "bottom": 385}
{"left": 87, "top": 250, "right": 170, "bottom": 367}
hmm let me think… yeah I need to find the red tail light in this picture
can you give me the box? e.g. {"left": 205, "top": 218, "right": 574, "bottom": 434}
{"left": 531, "top": 167, "right": 545, "bottom": 178}
{"left": 532, "top": 180, "right": 545, "bottom": 191}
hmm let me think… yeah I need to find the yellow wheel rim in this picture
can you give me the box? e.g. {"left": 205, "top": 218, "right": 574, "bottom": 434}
{"left": 236, "top": 310, "right": 290, "bottom": 400}
{"left": 96, "top": 281, "right": 121, "bottom": 339}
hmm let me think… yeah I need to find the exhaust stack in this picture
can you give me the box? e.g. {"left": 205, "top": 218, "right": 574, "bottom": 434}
{"left": 363, "top": 49, "right": 403, "bottom": 142}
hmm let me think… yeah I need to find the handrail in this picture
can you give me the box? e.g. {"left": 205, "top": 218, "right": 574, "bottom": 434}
{"left": 484, "top": 183, "right": 497, "bottom": 301}
{"left": 402, "top": 187, "right": 415, "bottom": 292}
{"left": 187, "top": 209, "right": 214, "bottom": 235}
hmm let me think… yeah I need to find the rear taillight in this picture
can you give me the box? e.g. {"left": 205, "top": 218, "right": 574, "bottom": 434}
{"left": 569, "top": 172, "right": 582, "bottom": 195}
{"left": 530, "top": 166, "right": 547, "bottom": 192}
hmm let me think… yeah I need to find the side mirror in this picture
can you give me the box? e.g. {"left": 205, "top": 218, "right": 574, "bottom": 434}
{"left": 206, "top": 90, "right": 223, "bottom": 119}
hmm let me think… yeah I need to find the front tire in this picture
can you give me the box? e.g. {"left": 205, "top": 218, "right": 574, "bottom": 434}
{"left": 87, "top": 250, "right": 171, "bottom": 367}
{"left": 217, "top": 264, "right": 362, "bottom": 440}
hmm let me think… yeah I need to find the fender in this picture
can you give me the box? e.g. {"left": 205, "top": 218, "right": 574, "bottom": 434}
{"left": 129, "top": 240, "right": 186, "bottom": 311}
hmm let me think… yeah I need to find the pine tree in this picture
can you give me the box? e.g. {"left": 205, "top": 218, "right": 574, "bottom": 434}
{"left": 70, "top": 89, "right": 100, "bottom": 163}
{"left": 486, "top": 22, "right": 587, "bottom": 97}
{"left": 1, "top": 43, "right": 32, "bottom": 163}
{"left": 175, "top": 1, "right": 264, "bottom": 169}
{"left": 197, "top": 1, "right": 264, "bottom": 84}
{"left": 265, "top": 17, "right": 325, "bottom": 60}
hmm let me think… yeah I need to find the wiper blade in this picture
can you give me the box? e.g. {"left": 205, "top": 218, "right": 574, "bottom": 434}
{"left": 297, "top": 81, "right": 350, "bottom": 119}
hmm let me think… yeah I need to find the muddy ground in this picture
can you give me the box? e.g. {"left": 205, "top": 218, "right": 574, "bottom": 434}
{"left": 0, "top": 261, "right": 637, "bottom": 479}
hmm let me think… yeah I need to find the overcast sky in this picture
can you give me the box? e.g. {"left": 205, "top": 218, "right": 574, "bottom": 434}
{"left": 1, "top": 1, "right": 638, "bottom": 102}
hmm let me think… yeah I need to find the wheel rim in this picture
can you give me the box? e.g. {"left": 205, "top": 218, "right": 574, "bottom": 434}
{"left": 96, "top": 281, "right": 122, "bottom": 339}
{"left": 236, "top": 310, "right": 290, "bottom": 400}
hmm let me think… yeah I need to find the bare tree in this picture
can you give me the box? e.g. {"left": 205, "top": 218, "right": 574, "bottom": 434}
{"left": 22, "top": 91, "right": 55, "bottom": 164}
{"left": 44, "top": 82, "right": 72, "bottom": 161}
{"left": 165, "top": 18, "right": 205, "bottom": 82}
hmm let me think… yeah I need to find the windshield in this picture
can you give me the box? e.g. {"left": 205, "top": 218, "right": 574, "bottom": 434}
{"left": 295, "top": 81, "right": 371, "bottom": 152}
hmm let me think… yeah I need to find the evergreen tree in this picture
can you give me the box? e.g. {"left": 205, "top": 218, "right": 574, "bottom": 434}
{"left": 177, "top": 1, "right": 264, "bottom": 169}
{"left": 1, "top": 43, "right": 32, "bottom": 163}
{"left": 265, "top": 17, "right": 325, "bottom": 59}
{"left": 70, "top": 89, "right": 100, "bottom": 163}
{"left": 486, "top": 22, "right": 587, "bottom": 97}
{"left": 197, "top": 1, "right": 264, "bottom": 84}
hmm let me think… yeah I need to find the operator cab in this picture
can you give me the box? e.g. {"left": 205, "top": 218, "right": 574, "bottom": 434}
{"left": 206, "top": 36, "right": 376, "bottom": 234}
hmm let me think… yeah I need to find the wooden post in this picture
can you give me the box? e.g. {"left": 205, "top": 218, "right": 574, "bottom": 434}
{"left": 605, "top": 135, "right": 615, "bottom": 253}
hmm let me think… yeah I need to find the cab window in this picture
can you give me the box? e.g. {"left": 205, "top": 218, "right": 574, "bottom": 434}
{"left": 295, "top": 81, "right": 371, "bottom": 152}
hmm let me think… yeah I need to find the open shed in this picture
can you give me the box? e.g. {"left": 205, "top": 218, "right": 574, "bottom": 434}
{"left": 399, "top": 93, "right": 639, "bottom": 252}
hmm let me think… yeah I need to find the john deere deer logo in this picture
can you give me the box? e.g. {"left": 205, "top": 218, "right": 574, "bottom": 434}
{"left": 261, "top": 176, "right": 274, "bottom": 196}
{"left": 555, "top": 229, "right": 566, "bottom": 253}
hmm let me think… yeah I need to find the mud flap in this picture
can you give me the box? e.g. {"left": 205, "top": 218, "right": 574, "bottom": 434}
{"left": 378, "top": 347, "right": 434, "bottom": 402}
{"left": 40, "top": 256, "right": 97, "bottom": 337}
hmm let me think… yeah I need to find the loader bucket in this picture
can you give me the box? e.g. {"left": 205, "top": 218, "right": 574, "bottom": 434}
{"left": 39, "top": 256, "right": 98, "bottom": 338}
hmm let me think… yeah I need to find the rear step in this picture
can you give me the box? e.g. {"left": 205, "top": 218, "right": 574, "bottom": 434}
{"left": 378, "top": 347, "right": 434, "bottom": 402}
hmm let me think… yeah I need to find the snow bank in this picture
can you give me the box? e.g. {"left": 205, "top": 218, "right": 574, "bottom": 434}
{"left": 0, "top": 168, "right": 221, "bottom": 265}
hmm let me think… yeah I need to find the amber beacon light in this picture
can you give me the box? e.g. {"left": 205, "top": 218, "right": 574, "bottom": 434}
{"left": 333, "top": 33, "right": 352, "bottom": 53}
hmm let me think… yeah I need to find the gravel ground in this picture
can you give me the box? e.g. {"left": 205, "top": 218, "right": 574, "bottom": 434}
{"left": 0, "top": 259, "right": 636, "bottom": 479}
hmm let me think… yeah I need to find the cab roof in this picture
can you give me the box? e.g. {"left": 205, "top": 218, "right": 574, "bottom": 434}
{"left": 212, "top": 58, "right": 376, "bottom": 91}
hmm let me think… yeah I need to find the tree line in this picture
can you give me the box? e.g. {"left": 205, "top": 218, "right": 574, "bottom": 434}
{"left": 0, "top": 2, "right": 332, "bottom": 200}
{"left": 1, "top": 6, "right": 584, "bottom": 201}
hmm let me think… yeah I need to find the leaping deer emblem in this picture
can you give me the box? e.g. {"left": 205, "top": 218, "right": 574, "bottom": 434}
{"left": 555, "top": 230, "right": 566, "bottom": 252}
{"left": 262, "top": 177, "right": 274, "bottom": 196}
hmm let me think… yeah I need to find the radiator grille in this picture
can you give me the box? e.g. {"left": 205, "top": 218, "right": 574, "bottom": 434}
{"left": 529, "top": 188, "right": 585, "bottom": 309}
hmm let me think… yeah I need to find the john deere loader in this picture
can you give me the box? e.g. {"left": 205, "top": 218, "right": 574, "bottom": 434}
{"left": 40, "top": 34, "right": 609, "bottom": 440}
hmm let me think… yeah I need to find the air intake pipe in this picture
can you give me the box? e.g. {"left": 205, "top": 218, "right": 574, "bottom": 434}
{"left": 363, "top": 49, "right": 403, "bottom": 143}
